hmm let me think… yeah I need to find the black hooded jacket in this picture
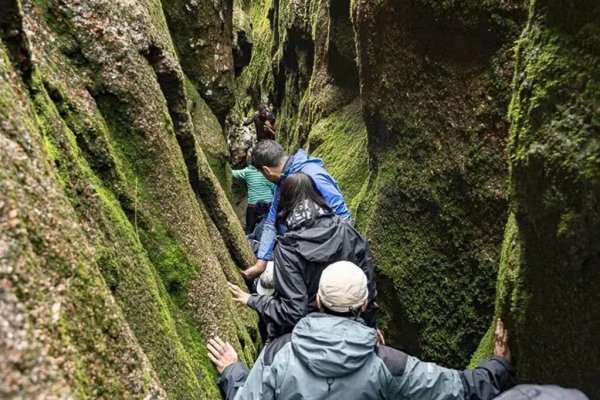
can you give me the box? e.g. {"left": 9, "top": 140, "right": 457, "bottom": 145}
{"left": 247, "top": 203, "right": 379, "bottom": 340}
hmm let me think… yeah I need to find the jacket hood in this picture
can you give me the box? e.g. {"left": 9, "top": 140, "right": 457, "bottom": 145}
{"left": 284, "top": 199, "right": 329, "bottom": 230}
{"left": 281, "top": 216, "right": 351, "bottom": 264}
{"left": 285, "top": 149, "right": 324, "bottom": 176}
{"left": 291, "top": 314, "right": 376, "bottom": 378}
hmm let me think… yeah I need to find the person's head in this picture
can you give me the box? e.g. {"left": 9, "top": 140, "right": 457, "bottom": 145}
{"left": 317, "top": 261, "right": 369, "bottom": 318}
{"left": 276, "top": 173, "right": 331, "bottom": 227}
{"left": 258, "top": 103, "right": 269, "bottom": 118}
{"left": 251, "top": 140, "right": 288, "bottom": 182}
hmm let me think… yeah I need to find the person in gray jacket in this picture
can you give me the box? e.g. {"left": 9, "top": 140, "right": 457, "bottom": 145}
{"left": 208, "top": 262, "right": 514, "bottom": 400}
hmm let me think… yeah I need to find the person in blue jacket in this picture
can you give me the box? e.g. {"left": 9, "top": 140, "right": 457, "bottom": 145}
{"left": 242, "top": 140, "right": 351, "bottom": 280}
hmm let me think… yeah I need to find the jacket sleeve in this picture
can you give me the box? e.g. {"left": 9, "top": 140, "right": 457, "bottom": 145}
{"left": 256, "top": 185, "right": 280, "bottom": 261}
{"left": 232, "top": 167, "right": 247, "bottom": 181}
{"left": 243, "top": 113, "right": 258, "bottom": 126}
{"left": 460, "top": 356, "right": 514, "bottom": 400}
{"left": 247, "top": 246, "right": 307, "bottom": 333}
{"left": 217, "top": 363, "right": 249, "bottom": 400}
{"left": 310, "top": 169, "right": 351, "bottom": 222}
{"left": 233, "top": 351, "right": 276, "bottom": 400}
{"left": 387, "top": 355, "right": 464, "bottom": 400}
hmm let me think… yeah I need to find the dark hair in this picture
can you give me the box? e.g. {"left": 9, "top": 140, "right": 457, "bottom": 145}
{"left": 276, "top": 173, "right": 332, "bottom": 227}
{"left": 251, "top": 140, "right": 287, "bottom": 169}
{"left": 258, "top": 103, "right": 268, "bottom": 112}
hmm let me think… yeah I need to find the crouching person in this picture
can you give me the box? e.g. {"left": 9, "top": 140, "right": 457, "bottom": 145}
{"left": 208, "top": 262, "right": 513, "bottom": 400}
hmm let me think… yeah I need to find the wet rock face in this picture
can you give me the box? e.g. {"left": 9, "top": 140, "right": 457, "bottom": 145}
{"left": 1, "top": 0, "right": 257, "bottom": 398}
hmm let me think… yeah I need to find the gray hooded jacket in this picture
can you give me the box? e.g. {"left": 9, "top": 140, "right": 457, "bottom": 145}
{"left": 218, "top": 314, "right": 513, "bottom": 400}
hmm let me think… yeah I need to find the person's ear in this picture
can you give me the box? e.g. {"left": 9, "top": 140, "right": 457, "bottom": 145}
{"left": 261, "top": 166, "right": 271, "bottom": 176}
{"left": 316, "top": 295, "right": 324, "bottom": 312}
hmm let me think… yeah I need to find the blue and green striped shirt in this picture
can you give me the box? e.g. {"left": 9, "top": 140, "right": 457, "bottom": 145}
{"left": 232, "top": 166, "right": 275, "bottom": 205}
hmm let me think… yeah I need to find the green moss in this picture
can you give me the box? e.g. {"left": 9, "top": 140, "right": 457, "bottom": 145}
{"left": 186, "top": 76, "right": 233, "bottom": 197}
{"left": 474, "top": 0, "right": 600, "bottom": 394}
{"left": 233, "top": 0, "right": 275, "bottom": 115}
{"left": 346, "top": 0, "right": 527, "bottom": 368}
{"left": 1, "top": 42, "right": 165, "bottom": 397}
{"left": 3, "top": 0, "right": 261, "bottom": 397}
{"left": 26, "top": 72, "right": 206, "bottom": 398}
{"left": 307, "top": 98, "right": 369, "bottom": 215}
{"left": 160, "top": 0, "right": 235, "bottom": 119}
{"left": 469, "top": 213, "right": 521, "bottom": 368}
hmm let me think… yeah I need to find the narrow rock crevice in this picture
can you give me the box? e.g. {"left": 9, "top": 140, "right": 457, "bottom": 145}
{"left": 143, "top": 43, "right": 255, "bottom": 269}
{"left": 0, "top": 0, "right": 32, "bottom": 82}
{"left": 328, "top": 0, "right": 359, "bottom": 95}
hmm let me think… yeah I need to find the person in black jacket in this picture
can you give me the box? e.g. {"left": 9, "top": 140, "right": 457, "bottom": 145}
{"left": 229, "top": 172, "right": 378, "bottom": 340}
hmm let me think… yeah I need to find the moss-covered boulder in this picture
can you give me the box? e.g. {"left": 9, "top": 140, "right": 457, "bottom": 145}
{"left": 471, "top": 0, "right": 600, "bottom": 396}
{"left": 1, "top": 0, "right": 258, "bottom": 397}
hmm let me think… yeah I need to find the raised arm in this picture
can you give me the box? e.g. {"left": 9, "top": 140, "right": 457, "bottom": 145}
{"left": 256, "top": 185, "right": 280, "bottom": 260}
{"left": 232, "top": 167, "right": 248, "bottom": 181}
{"left": 242, "top": 114, "right": 256, "bottom": 126}
{"left": 387, "top": 320, "right": 513, "bottom": 400}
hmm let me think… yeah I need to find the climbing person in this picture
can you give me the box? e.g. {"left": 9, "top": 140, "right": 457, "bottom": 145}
{"left": 242, "top": 140, "right": 351, "bottom": 280}
{"left": 243, "top": 104, "right": 276, "bottom": 141}
{"left": 493, "top": 385, "right": 589, "bottom": 400}
{"left": 208, "top": 262, "right": 514, "bottom": 400}
{"left": 232, "top": 164, "right": 275, "bottom": 234}
{"left": 229, "top": 173, "right": 376, "bottom": 340}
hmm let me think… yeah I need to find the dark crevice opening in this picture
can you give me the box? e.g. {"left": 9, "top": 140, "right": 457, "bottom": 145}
{"left": 328, "top": 0, "right": 359, "bottom": 95}
{"left": 142, "top": 44, "right": 249, "bottom": 269}
{"left": 0, "top": 0, "right": 32, "bottom": 83}
{"left": 273, "top": 28, "right": 314, "bottom": 113}
{"left": 142, "top": 44, "right": 203, "bottom": 198}
{"left": 233, "top": 30, "right": 253, "bottom": 77}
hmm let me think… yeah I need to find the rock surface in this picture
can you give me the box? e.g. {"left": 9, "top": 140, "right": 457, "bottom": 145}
{"left": 470, "top": 1, "right": 600, "bottom": 397}
{"left": 2, "top": 0, "right": 599, "bottom": 397}
{"left": 1, "top": 0, "right": 257, "bottom": 398}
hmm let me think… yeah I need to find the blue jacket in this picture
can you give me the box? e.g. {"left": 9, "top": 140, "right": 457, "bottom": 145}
{"left": 218, "top": 314, "right": 514, "bottom": 400}
{"left": 256, "top": 149, "right": 351, "bottom": 261}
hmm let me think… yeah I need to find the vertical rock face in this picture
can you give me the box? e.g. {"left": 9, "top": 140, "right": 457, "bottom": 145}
{"left": 1, "top": 0, "right": 257, "bottom": 398}
{"left": 473, "top": 0, "right": 600, "bottom": 396}
{"left": 161, "top": 0, "right": 236, "bottom": 121}
{"left": 350, "top": 0, "right": 525, "bottom": 368}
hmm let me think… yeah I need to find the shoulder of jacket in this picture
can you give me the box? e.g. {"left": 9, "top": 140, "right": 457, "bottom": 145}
{"left": 375, "top": 346, "right": 409, "bottom": 376}
{"left": 263, "top": 333, "right": 293, "bottom": 366}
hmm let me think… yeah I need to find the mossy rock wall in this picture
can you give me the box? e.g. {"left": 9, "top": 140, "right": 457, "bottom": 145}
{"left": 471, "top": 0, "right": 600, "bottom": 396}
{"left": 349, "top": 0, "right": 526, "bottom": 368}
{"left": 160, "top": 0, "right": 236, "bottom": 121}
{"left": 1, "top": 0, "right": 258, "bottom": 398}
